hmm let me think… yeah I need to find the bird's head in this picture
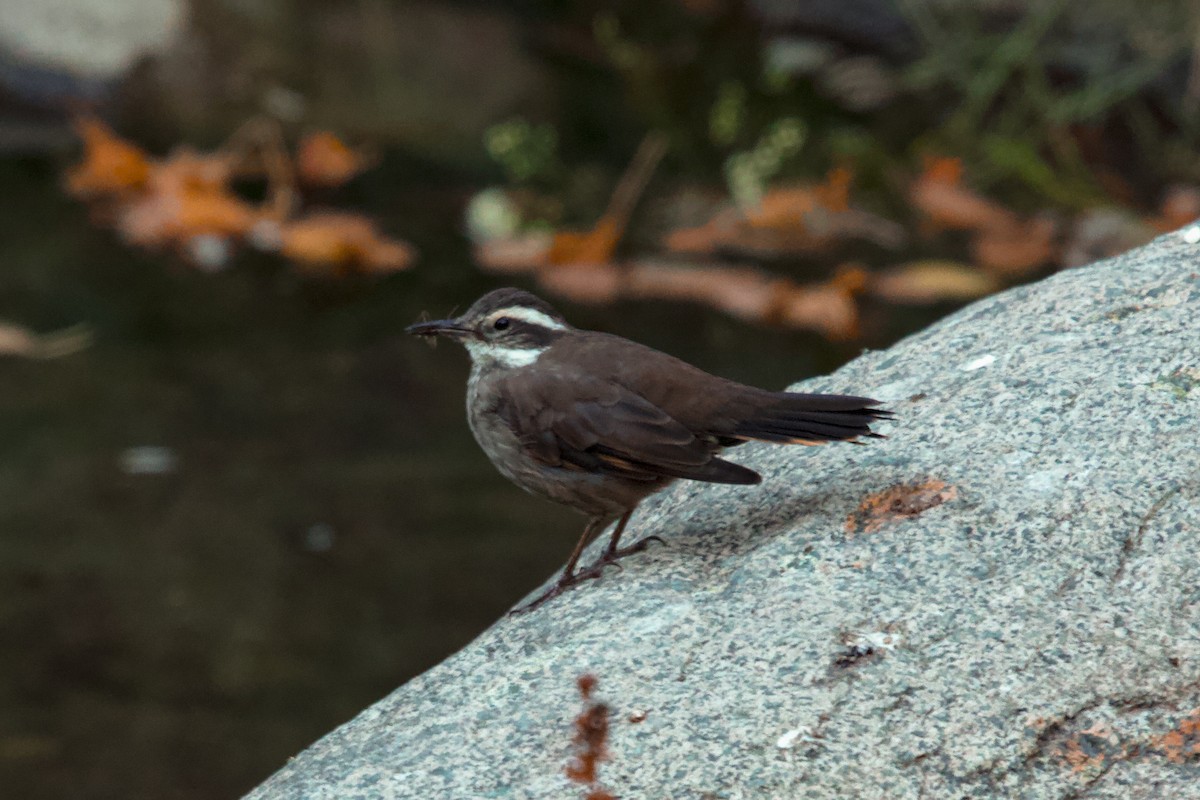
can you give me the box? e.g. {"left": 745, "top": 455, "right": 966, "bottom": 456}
{"left": 406, "top": 287, "right": 571, "bottom": 368}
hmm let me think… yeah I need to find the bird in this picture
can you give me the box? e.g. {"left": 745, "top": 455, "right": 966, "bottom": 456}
{"left": 407, "top": 287, "right": 892, "bottom": 612}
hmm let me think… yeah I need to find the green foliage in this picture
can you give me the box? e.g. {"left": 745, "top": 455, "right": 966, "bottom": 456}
{"left": 484, "top": 118, "right": 562, "bottom": 184}
{"left": 724, "top": 117, "right": 807, "bottom": 208}
{"left": 899, "top": 0, "right": 1196, "bottom": 204}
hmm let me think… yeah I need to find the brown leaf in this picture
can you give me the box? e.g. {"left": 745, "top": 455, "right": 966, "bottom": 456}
{"left": 622, "top": 260, "right": 862, "bottom": 340}
{"left": 970, "top": 216, "right": 1059, "bottom": 278}
{"left": 770, "top": 277, "right": 861, "bottom": 341}
{"left": 65, "top": 116, "right": 152, "bottom": 198}
{"left": 0, "top": 321, "right": 92, "bottom": 359}
{"left": 910, "top": 155, "right": 1018, "bottom": 233}
{"left": 1150, "top": 185, "right": 1200, "bottom": 232}
{"left": 474, "top": 233, "right": 553, "bottom": 274}
{"left": 296, "top": 132, "right": 372, "bottom": 187}
{"left": 538, "top": 262, "right": 623, "bottom": 304}
{"left": 870, "top": 261, "right": 1000, "bottom": 304}
{"left": 280, "top": 212, "right": 415, "bottom": 275}
{"left": 116, "top": 149, "right": 258, "bottom": 250}
{"left": 546, "top": 216, "right": 622, "bottom": 266}
{"left": 664, "top": 168, "right": 903, "bottom": 257}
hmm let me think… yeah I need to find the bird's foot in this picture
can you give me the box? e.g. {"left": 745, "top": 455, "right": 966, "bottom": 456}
{"left": 595, "top": 534, "right": 665, "bottom": 569}
{"left": 508, "top": 563, "right": 611, "bottom": 615}
{"left": 507, "top": 536, "right": 665, "bottom": 615}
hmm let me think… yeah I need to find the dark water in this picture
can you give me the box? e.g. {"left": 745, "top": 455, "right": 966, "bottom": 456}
{"left": 0, "top": 157, "right": 924, "bottom": 798}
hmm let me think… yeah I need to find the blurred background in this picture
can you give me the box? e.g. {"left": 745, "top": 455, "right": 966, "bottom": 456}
{"left": 1, "top": 1, "right": 1198, "bottom": 797}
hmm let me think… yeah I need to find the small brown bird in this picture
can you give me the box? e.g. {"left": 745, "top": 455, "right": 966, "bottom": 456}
{"left": 408, "top": 288, "right": 891, "bottom": 611}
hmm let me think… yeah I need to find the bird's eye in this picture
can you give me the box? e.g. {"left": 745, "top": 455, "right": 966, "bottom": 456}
{"left": 492, "top": 317, "right": 511, "bottom": 331}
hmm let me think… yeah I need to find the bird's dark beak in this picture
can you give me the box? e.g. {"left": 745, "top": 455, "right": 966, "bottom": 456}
{"left": 405, "top": 318, "right": 474, "bottom": 339}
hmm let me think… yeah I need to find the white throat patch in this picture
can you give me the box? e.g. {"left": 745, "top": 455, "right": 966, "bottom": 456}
{"left": 465, "top": 340, "right": 546, "bottom": 368}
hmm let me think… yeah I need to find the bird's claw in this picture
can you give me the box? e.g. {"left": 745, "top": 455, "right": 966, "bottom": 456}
{"left": 507, "top": 535, "right": 665, "bottom": 615}
{"left": 602, "top": 534, "right": 665, "bottom": 562}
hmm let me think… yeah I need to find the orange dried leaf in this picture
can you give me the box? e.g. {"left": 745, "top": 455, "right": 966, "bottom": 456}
{"left": 538, "top": 262, "right": 623, "bottom": 304}
{"left": 622, "top": 260, "right": 861, "bottom": 340}
{"left": 871, "top": 261, "right": 1000, "bottom": 304}
{"left": 474, "top": 233, "right": 553, "bottom": 274}
{"left": 65, "top": 116, "right": 152, "bottom": 197}
{"left": 117, "top": 149, "right": 257, "bottom": 248}
{"left": 280, "top": 212, "right": 415, "bottom": 275}
{"left": 626, "top": 262, "right": 772, "bottom": 321}
{"left": 1150, "top": 185, "right": 1200, "bottom": 232}
{"left": 970, "top": 217, "right": 1058, "bottom": 278}
{"left": 661, "top": 212, "right": 739, "bottom": 255}
{"left": 665, "top": 169, "right": 900, "bottom": 258}
{"left": 747, "top": 185, "right": 821, "bottom": 229}
{"left": 771, "top": 279, "right": 860, "bottom": 341}
{"left": 547, "top": 217, "right": 622, "bottom": 266}
{"left": 816, "top": 165, "right": 853, "bottom": 212}
{"left": 920, "top": 155, "right": 963, "bottom": 186}
{"left": 296, "top": 132, "right": 371, "bottom": 187}
{"left": 910, "top": 158, "right": 1017, "bottom": 233}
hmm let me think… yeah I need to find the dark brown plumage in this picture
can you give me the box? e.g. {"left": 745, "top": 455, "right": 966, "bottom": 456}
{"left": 408, "top": 288, "right": 892, "bottom": 611}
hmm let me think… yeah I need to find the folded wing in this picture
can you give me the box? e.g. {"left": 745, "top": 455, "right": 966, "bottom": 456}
{"left": 496, "top": 372, "right": 761, "bottom": 485}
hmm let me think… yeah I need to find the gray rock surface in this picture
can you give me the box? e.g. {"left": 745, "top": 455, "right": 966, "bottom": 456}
{"left": 248, "top": 232, "right": 1200, "bottom": 799}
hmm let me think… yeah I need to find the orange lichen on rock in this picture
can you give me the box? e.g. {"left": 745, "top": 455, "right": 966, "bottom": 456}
{"left": 1057, "top": 725, "right": 1122, "bottom": 775}
{"left": 280, "top": 213, "right": 415, "bottom": 275}
{"left": 845, "top": 479, "right": 958, "bottom": 535}
{"left": 1154, "top": 709, "right": 1200, "bottom": 763}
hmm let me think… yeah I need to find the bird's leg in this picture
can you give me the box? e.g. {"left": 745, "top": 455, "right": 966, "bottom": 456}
{"left": 590, "top": 506, "right": 664, "bottom": 569}
{"left": 510, "top": 516, "right": 608, "bottom": 614}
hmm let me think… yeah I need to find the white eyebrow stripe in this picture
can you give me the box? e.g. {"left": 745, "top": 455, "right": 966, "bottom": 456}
{"left": 492, "top": 307, "right": 566, "bottom": 331}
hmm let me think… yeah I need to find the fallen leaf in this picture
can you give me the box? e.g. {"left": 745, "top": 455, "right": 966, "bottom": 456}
{"left": 296, "top": 132, "right": 372, "bottom": 187}
{"left": 770, "top": 278, "right": 861, "bottom": 341}
{"left": 0, "top": 321, "right": 93, "bottom": 359}
{"left": 910, "top": 155, "right": 1018, "bottom": 232}
{"left": 971, "top": 215, "right": 1059, "bottom": 278}
{"left": 538, "top": 262, "right": 623, "bottom": 304}
{"left": 744, "top": 169, "right": 851, "bottom": 229}
{"left": 664, "top": 168, "right": 904, "bottom": 257}
{"left": 871, "top": 261, "right": 1000, "bottom": 304}
{"left": 1150, "top": 185, "right": 1200, "bottom": 232}
{"left": 65, "top": 116, "right": 152, "bottom": 198}
{"left": 546, "top": 216, "right": 622, "bottom": 266}
{"left": 115, "top": 149, "right": 259, "bottom": 264}
{"left": 280, "top": 212, "right": 415, "bottom": 275}
{"left": 474, "top": 232, "right": 553, "bottom": 274}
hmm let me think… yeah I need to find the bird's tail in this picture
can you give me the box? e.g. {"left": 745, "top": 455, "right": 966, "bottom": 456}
{"left": 729, "top": 392, "right": 892, "bottom": 446}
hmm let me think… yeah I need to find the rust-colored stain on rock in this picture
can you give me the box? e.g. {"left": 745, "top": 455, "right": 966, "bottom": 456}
{"left": 845, "top": 479, "right": 958, "bottom": 535}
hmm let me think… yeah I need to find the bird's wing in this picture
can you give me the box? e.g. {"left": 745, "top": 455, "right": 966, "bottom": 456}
{"left": 495, "top": 371, "right": 760, "bottom": 485}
